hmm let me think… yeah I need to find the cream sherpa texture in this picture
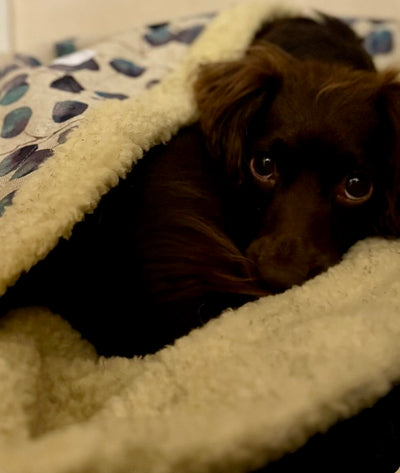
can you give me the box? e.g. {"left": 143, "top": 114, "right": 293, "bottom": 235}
{"left": 1, "top": 2, "right": 400, "bottom": 473}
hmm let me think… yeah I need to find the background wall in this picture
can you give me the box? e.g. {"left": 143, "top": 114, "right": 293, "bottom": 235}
{"left": 1, "top": 0, "right": 400, "bottom": 61}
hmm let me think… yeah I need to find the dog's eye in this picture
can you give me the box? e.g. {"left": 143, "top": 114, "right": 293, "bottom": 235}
{"left": 336, "top": 172, "right": 373, "bottom": 206}
{"left": 252, "top": 154, "right": 274, "bottom": 176}
{"left": 250, "top": 153, "right": 277, "bottom": 186}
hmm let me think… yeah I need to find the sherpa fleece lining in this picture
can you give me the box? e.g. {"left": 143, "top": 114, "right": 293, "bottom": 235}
{"left": 0, "top": 2, "right": 400, "bottom": 473}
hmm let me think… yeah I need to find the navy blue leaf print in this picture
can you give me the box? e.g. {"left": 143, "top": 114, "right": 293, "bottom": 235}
{"left": 50, "top": 75, "right": 84, "bottom": 93}
{"left": 11, "top": 149, "right": 54, "bottom": 179}
{"left": 364, "top": 30, "right": 393, "bottom": 55}
{"left": 0, "top": 190, "right": 16, "bottom": 217}
{"left": 1, "top": 106, "right": 32, "bottom": 138}
{"left": 95, "top": 91, "right": 128, "bottom": 100}
{"left": 144, "top": 24, "right": 173, "bottom": 46}
{"left": 52, "top": 100, "right": 88, "bottom": 123}
{"left": 51, "top": 59, "right": 99, "bottom": 72}
{"left": 0, "top": 144, "right": 38, "bottom": 176}
{"left": 174, "top": 25, "right": 204, "bottom": 44}
{"left": 110, "top": 59, "right": 145, "bottom": 78}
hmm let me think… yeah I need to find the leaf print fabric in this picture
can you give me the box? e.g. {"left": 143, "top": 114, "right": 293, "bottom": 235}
{"left": 50, "top": 76, "right": 84, "bottom": 93}
{"left": 52, "top": 101, "right": 88, "bottom": 123}
{"left": 0, "top": 145, "right": 53, "bottom": 180}
{"left": 10, "top": 149, "right": 54, "bottom": 179}
{"left": 0, "top": 11, "right": 215, "bottom": 217}
{"left": 144, "top": 24, "right": 173, "bottom": 46}
{"left": 110, "top": 59, "right": 146, "bottom": 78}
{"left": 144, "top": 23, "right": 205, "bottom": 46}
{"left": 0, "top": 145, "right": 38, "bottom": 176}
{"left": 95, "top": 91, "right": 128, "bottom": 100}
{"left": 1, "top": 107, "right": 32, "bottom": 138}
{"left": 51, "top": 50, "right": 100, "bottom": 72}
{"left": 0, "top": 74, "right": 29, "bottom": 105}
{"left": 0, "top": 190, "right": 16, "bottom": 216}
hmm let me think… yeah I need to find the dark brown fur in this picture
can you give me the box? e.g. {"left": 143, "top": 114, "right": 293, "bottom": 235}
{"left": 1, "top": 15, "right": 400, "bottom": 356}
{"left": 194, "top": 44, "right": 400, "bottom": 289}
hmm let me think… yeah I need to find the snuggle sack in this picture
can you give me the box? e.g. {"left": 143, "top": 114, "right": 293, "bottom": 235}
{"left": 0, "top": 2, "right": 400, "bottom": 472}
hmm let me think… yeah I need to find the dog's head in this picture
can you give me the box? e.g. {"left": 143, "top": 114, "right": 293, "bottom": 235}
{"left": 194, "top": 45, "right": 400, "bottom": 291}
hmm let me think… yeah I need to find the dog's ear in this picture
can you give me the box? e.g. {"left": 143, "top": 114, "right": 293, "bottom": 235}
{"left": 376, "top": 76, "right": 400, "bottom": 236}
{"left": 194, "top": 44, "right": 292, "bottom": 182}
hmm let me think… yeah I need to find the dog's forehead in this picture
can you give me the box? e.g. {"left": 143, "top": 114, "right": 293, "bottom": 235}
{"left": 259, "top": 73, "right": 385, "bottom": 162}
{"left": 253, "top": 100, "right": 389, "bottom": 183}
{"left": 273, "top": 85, "right": 377, "bottom": 134}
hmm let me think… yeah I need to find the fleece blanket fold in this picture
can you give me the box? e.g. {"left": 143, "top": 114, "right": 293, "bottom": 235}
{"left": 0, "top": 2, "right": 400, "bottom": 472}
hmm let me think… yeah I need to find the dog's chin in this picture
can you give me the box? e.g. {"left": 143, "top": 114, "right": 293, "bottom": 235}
{"left": 256, "top": 269, "right": 306, "bottom": 294}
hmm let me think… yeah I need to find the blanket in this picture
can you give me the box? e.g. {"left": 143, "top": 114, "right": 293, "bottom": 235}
{"left": 0, "top": 2, "right": 400, "bottom": 472}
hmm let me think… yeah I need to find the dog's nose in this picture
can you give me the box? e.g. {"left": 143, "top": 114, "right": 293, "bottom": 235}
{"left": 256, "top": 263, "right": 311, "bottom": 292}
{"left": 245, "top": 236, "right": 334, "bottom": 293}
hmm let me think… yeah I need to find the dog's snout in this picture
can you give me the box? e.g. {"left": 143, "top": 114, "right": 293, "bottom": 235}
{"left": 246, "top": 235, "right": 339, "bottom": 292}
{"left": 246, "top": 236, "right": 306, "bottom": 291}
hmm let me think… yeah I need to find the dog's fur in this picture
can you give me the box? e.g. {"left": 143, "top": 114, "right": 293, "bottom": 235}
{"left": 2, "top": 15, "right": 400, "bottom": 357}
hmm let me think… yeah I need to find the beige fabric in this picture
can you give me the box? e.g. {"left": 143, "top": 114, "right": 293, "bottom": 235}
{"left": 0, "top": 2, "right": 400, "bottom": 473}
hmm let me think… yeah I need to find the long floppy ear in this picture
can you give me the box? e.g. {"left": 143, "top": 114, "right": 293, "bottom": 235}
{"left": 193, "top": 44, "right": 292, "bottom": 182}
{"left": 376, "top": 75, "right": 400, "bottom": 236}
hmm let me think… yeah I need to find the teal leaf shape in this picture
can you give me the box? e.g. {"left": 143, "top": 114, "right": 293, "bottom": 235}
{"left": 144, "top": 24, "right": 172, "bottom": 46}
{"left": 0, "top": 74, "right": 29, "bottom": 105}
{"left": 0, "top": 190, "right": 16, "bottom": 217}
{"left": 55, "top": 39, "right": 77, "bottom": 57}
{"left": 0, "top": 84, "right": 29, "bottom": 105}
{"left": 1, "top": 106, "right": 32, "bottom": 138}
{"left": 95, "top": 91, "right": 128, "bottom": 100}
{"left": 52, "top": 100, "right": 88, "bottom": 123}
{"left": 0, "top": 144, "right": 38, "bottom": 176}
{"left": 110, "top": 59, "right": 145, "bottom": 78}
{"left": 11, "top": 149, "right": 54, "bottom": 179}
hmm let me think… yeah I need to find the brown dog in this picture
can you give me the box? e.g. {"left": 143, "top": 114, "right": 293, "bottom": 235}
{"left": 2, "top": 15, "right": 400, "bottom": 356}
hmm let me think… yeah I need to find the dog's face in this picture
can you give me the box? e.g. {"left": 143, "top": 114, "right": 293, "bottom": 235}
{"left": 195, "top": 45, "right": 400, "bottom": 292}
